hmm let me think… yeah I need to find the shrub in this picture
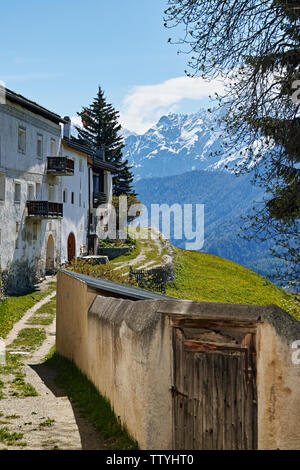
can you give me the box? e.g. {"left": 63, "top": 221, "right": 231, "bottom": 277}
{"left": 70, "top": 259, "right": 135, "bottom": 285}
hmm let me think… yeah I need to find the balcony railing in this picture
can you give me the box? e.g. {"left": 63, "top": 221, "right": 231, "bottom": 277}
{"left": 93, "top": 192, "right": 108, "bottom": 208}
{"left": 26, "top": 201, "right": 63, "bottom": 218}
{"left": 47, "top": 157, "right": 74, "bottom": 176}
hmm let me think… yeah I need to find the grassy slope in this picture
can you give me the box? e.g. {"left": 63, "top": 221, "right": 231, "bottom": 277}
{"left": 166, "top": 248, "right": 300, "bottom": 320}
{"left": 0, "top": 281, "right": 56, "bottom": 338}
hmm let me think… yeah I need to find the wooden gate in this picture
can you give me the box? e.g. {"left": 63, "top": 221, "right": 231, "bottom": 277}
{"left": 172, "top": 325, "right": 257, "bottom": 450}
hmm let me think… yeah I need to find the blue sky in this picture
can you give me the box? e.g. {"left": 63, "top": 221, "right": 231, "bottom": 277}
{"left": 0, "top": 0, "right": 222, "bottom": 133}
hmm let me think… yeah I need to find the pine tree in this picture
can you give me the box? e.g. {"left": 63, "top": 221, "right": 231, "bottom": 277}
{"left": 76, "top": 87, "right": 136, "bottom": 196}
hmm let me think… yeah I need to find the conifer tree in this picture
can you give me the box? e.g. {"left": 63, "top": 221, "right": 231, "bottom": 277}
{"left": 76, "top": 87, "right": 136, "bottom": 196}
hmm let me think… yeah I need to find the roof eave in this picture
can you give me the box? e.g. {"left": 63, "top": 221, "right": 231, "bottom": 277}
{"left": 5, "top": 88, "right": 65, "bottom": 125}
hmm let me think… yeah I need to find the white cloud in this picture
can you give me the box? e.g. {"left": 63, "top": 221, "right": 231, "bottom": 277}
{"left": 119, "top": 76, "right": 224, "bottom": 134}
{"left": 70, "top": 116, "right": 82, "bottom": 127}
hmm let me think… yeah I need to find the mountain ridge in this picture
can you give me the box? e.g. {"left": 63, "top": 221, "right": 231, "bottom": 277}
{"left": 123, "top": 108, "right": 249, "bottom": 180}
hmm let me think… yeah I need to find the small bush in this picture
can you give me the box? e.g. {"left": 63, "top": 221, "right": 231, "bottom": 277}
{"left": 70, "top": 259, "right": 135, "bottom": 285}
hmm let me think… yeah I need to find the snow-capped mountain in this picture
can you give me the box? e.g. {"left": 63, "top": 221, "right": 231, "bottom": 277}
{"left": 123, "top": 109, "right": 246, "bottom": 180}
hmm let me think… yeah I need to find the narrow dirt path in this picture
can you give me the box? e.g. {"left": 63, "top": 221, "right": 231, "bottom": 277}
{"left": 0, "top": 282, "right": 105, "bottom": 450}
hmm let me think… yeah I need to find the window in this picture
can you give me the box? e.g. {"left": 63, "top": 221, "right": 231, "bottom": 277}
{"left": 79, "top": 159, "right": 83, "bottom": 172}
{"left": 79, "top": 193, "right": 82, "bottom": 207}
{"left": 63, "top": 189, "right": 67, "bottom": 203}
{"left": 14, "top": 182, "right": 21, "bottom": 203}
{"left": 18, "top": 126, "right": 26, "bottom": 154}
{"left": 27, "top": 184, "right": 35, "bottom": 201}
{"left": 0, "top": 174, "right": 5, "bottom": 201}
{"left": 37, "top": 134, "right": 43, "bottom": 159}
{"left": 50, "top": 139, "right": 56, "bottom": 156}
{"left": 36, "top": 183, "right": 41, "bottom": 200}
{"left": 15, "top": 222, "right": 20, "bottom": 249}
{"left": 71, "top": 192, "right": 74, "bottom": 204}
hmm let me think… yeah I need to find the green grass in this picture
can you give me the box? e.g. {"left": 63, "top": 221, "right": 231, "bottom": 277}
{"left": 0, "top": 352, "right": 23, "bottom": 376}
{"left": 9, "top": 373, "right": 38, "bottom": 397}
{"left": 39, "top": 417, "right": 55, "bottom": 428}
{"left": 0, "top": 281, "right": 56, "bottom": 338}
{"left": 110, "top": 240, "right": 141, "bottom": 265}
{"left": 44, "top": 349, "right": 139, "bottom": 450}
{"left": 27, "top": 297, "right": 56, "bottom": 326}
{"left": 166, "top": 248, "right": 300, "bottom": 320}
{"left": 111, "top": 228, "right": 168, "bottom": 274}
{"left": 9, "top": 328, "right": 46, "bottom": 352}
{"left": 0, "top": 427, "right": 26, "bottom": 447}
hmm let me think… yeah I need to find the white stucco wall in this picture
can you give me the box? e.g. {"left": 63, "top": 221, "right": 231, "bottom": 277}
{"left": 60, "top": 144, "right": 89, "bottom": 262}
{"left": 0, "top": 98, "right": 62, "bottom": 290}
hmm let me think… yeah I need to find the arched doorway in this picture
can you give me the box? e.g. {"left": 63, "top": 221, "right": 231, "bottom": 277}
{"left": 67, "top": 233, "right": 76, "bottom": 263}
{"left": 46, "top": 235, "right": 55, "bottom": 274}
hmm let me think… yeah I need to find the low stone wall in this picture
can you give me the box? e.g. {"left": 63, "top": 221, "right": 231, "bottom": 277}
{"left": 80, "top": 255, "right": 109, "bottom": 265}
{"left": 97, "top": 246, "right": 132, "bottom": 260}
{"left": 56, "top": 270, "right": 300, "bottom": 450}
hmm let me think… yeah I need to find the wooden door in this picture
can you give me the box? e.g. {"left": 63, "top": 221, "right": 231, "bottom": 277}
{"left": 173, "top": 328, "right": 257, "bottom": 450}
{"left": 67, "top": 233, "right": 76, "bottom": 263}
{"left": 46, "top": 235, "right": 55, "bottom": 274}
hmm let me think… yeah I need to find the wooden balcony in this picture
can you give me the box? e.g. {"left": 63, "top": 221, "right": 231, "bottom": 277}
{"left": 47, "top": 157, "right": 74, "bottom": 176}
{"left": 26, "top": 201, "right": 63, "bottom": 218}
{"left": 93, "top": 192, "right": 108, "bottom": 208}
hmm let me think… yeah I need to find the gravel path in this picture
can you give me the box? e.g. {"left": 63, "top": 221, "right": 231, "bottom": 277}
{"left": 0, "top": 282, "right": 105, "bottom": 450}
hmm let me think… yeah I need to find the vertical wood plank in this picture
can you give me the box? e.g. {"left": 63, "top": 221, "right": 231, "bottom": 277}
{"left": 172, "top": 328, "right": 257, "bottom": 451}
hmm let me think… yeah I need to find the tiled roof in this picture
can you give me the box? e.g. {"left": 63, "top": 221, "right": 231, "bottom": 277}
{"left": 62, "top": 137, "right": 117, "bottom": 172}
{"left": 62, "top": 137, "right": 94, "bottom": 156}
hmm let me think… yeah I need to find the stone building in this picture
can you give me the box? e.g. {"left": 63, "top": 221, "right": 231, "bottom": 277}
{"left": 0, "top": 89, "right": 64, "bottom": 292}
{"left": 0, "top": 88, "right": 115, "bottom": 292}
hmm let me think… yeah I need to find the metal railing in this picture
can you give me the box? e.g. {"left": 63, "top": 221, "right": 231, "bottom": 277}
{"left": 47, "top": 157, "right": 74, "bottom": 175}
{"left": 26, "top": 201, "right": 63, "bottom": 218}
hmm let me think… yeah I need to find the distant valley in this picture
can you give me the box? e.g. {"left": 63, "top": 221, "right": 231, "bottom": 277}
{"left": 123, "top": 110, "right": 286, "bottom": 282}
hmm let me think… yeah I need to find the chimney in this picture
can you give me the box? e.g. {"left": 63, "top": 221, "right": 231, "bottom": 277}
{"left": 63, "top": 116, "right": 71, "bottom": 139}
